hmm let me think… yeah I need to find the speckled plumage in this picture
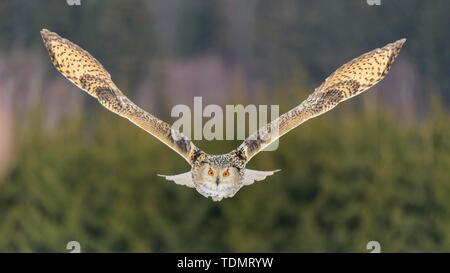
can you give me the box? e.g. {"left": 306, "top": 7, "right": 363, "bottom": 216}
{"left": 40, "top": 29, "right": 196, "bottom": 163}
{"left": 41, "top": 29, "right": 405, "bottom": 201}
{"left": 235, "top": 38, "right": 406, "bottom": 161}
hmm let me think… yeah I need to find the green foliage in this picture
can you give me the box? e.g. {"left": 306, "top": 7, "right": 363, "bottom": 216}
{"left": 0, "top": 96, "right": 449, "bottom": 252}
{"left": 1, "top": 0, "right": 450, "bottom": 253}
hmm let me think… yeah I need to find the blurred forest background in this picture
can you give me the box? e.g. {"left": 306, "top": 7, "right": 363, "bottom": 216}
{"left": 0, "top": 0, "right": 450, "bottom": 252}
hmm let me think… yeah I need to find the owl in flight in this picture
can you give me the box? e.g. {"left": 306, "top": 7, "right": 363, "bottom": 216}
{"left": 41, "top": 29, "right": 405, "bottom": 201}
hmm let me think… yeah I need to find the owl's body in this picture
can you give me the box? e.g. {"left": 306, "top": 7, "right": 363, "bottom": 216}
{"left": 41, "top": 29, "right": 405, "bottom": 201}
{"left": 160, "top": 151, "right": 274, "bottom": 201}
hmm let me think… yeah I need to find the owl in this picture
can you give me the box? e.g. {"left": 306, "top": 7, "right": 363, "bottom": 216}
{"left": 41, "top": 29, "right": 405, "bottom": 201}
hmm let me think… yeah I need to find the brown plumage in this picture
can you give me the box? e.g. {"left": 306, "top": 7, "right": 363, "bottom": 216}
{"left": 41, "top": 29, "right": 197, "bottom": 163}
{"left": 41, "top": 29, "right": 405, "bottom": 201}
{"left": 236, "top": 39, "right": 406, "bottom": 161}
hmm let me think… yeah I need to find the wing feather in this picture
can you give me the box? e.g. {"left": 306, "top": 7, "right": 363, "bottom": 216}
{"left": 41, "top": 29, "right": 198, "bottom": 163}
{"left": 242, "top": 169, "right": 281, "bottom": 186}
{"left": 235, "top": 39, "right": 406, "bottom": 162}
{"left": 158, "top": 172, "right": 195, "bottom": 188}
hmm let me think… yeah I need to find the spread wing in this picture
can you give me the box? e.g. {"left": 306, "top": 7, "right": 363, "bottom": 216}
{"left": 234, "top": 38, "right": 406, "bottom": 162}
{"left": 41, "top": 29, "right": 198, "bottom": 164}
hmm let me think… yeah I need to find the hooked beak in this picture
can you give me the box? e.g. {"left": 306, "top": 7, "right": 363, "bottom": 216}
{"left": 215, "top": 177, "right": 220, "bottom": 186}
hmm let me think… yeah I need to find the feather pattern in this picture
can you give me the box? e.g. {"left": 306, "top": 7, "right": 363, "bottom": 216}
{"left": 41, "top": 29, "right": 198, "bottom": 163}
{"left": 41, "top": 29, "right": 405, "bottom": 201}
{"left": 236, "top": 39, "right": 406, "bottom": 162}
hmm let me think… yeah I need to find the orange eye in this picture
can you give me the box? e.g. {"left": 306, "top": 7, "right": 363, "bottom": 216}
{"left": 223, "top": 170, "right": 230, "bottom": 177}
{"left": 207, "top": 169, "right": 214, "bottom": 176}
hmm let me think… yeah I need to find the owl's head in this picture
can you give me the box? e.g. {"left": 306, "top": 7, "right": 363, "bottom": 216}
{"left": 192, "top": 155, "right": 244, "bottom": 201}
{"left": 159, "top": 153, "right": 279, "bottom": 202}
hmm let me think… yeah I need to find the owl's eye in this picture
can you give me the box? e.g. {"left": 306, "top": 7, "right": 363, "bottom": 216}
{"left": 223, "top": 170, "right": 230, "bottom": 177}
{"left": 207, "top": 169, "right": 214, "bottom": 176}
